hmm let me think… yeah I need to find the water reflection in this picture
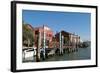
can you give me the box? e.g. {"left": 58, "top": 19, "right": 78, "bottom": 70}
{"left": 44, "top": 47, "right": 90, "bottom": 61}
{"left": 23, "top": 47, "right": 91, "bottom": 62}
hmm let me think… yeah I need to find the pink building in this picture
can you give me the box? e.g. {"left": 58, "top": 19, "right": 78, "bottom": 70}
{"left": 33, "top": 25, "right": 53, "bottom": 48}
{"left": 25, "top": 24, "right": 54, "bottom": 48}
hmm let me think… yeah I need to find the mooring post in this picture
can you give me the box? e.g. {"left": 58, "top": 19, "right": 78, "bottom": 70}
{"left": 43, "top": 25, "right": 46, "bottom": 60}
{"left": 36, "top": 34, "right": 39, "bottom": 62}
{"left": 38, "top": 31, "right": 41, "bottom": 60}
{"left": 61, "top": 35, "right": 64, "bottom": 54}
{"left": 59, "top": 32, "right": 62, "bottom": 55}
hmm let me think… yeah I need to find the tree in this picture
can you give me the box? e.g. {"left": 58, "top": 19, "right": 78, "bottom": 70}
{"left": 23, "top": 23, "right": 34, "bottom": 47}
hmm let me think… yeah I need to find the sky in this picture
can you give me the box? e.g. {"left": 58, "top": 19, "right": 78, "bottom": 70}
{"left": 22, "top": 10, "right": 91, "bottom": 41}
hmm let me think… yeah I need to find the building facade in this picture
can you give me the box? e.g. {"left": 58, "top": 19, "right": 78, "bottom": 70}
{"left": 32, "top": 25, "right": 53, "bottom": 48}
{"left": 55, "top": 31, "right": 80, "bottom": 49}
{"left": 23, "top": 24, "right": 80, "bottom": 49}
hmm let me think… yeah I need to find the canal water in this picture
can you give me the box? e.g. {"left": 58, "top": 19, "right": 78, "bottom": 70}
{"left": 23, "top": 47, "right": 91, "bottom": 62}
{"left": 44, "top": 47, "right": 91, "bottom": 62}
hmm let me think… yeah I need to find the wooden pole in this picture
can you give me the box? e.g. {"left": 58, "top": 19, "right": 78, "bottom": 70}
{"left": 59, "top": 32, "right": 62, "bottom": 55}
{"left": 43, "top": 25, "right": 46, "bottom": 60}
{"left": 61, "top": 35, "right": 64, "bottom": 54}
{"left": 36, "top": 31, "right": 40, "bottom": 62}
